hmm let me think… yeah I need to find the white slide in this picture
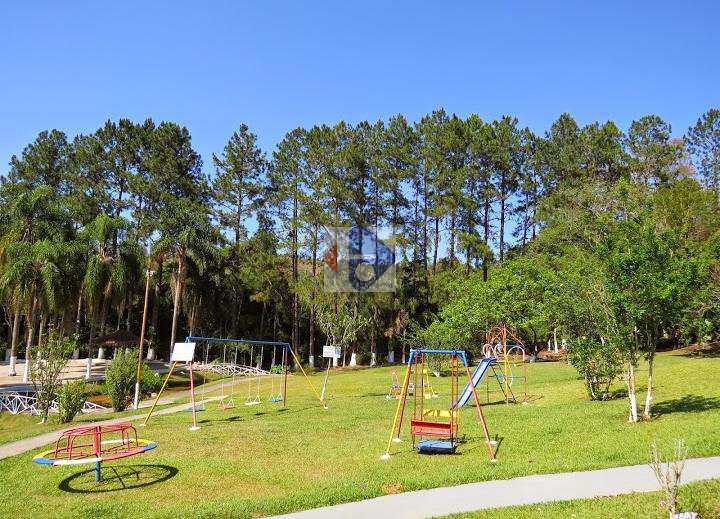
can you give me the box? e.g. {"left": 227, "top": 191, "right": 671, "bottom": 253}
{"left": 453, "top": 358, "right": 496, "bottom": 408}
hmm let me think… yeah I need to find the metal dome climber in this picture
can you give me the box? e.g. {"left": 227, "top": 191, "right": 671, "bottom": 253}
{"left": 33, "top": 423, "right": 157, "bottom": 482}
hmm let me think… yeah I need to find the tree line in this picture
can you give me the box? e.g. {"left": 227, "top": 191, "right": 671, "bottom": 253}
{"left": 1, "top": 109, "right": 718, "bottom": 387}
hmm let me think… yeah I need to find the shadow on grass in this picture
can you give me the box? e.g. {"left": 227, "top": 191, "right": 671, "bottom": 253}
{"left": 195, "top": 404, "right": 316, "bottom": 427}
{"left": 653, "top": 395, "right": 720, "bottom": 415}
{"left": 458, "top": 434, "right": 504, "bottom": 459}
{"left": 58, "top": 464, "right": 178, "bottom": 493}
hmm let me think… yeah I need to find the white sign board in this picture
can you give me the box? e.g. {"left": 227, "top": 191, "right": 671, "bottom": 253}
{"left": 322, "top": 346, "right": 341, "bottom": 359}
{"left": 171, "top": 342, "right": 196, "bottom": 362}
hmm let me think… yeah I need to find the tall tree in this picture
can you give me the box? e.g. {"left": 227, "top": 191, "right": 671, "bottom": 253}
{"left": 212, "top": 125, "right": 265, "bottom": 245}
{"left": 626, "top": 115, "right": 682, "bottom": 186}
{"left": 686, "top": 108, "right": 720, "bottom": 197}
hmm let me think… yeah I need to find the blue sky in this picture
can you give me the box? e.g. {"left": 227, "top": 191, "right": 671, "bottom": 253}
{"left": 1, "top": 1, "right": 718, "bottom": 176}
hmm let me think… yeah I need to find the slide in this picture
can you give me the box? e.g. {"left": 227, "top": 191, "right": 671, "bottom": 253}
{"left": 453, "top": 357, "right": 497, "bottom": 408}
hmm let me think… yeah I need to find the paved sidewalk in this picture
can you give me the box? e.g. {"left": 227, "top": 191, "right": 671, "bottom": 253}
{"left": 273, "top": 456, "right": 720, "bottom": 519}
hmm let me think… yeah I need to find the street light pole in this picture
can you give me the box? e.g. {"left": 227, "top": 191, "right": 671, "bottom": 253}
{"left": 133, "top": 268, "right": 153, "bottom": 410}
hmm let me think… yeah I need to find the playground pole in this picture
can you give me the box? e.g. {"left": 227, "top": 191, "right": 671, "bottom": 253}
{"left": 188, "top": 361, "right": 199, "bottom": 431}
{"left": 282, "top": 345, "right": 288, "bottom": 407}
{"left": 465, "top": 363, "right": 497, "bottom": 461}
{"left": 382, "top": 350, "right": 414, "bottom": 459}
{"left": 142, "top": 361, "right": 177, "bottom": 426}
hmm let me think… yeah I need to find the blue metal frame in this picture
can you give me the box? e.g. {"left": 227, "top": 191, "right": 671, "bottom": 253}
{"left": 408, "top": 348, "right": 469, "bottom": 366}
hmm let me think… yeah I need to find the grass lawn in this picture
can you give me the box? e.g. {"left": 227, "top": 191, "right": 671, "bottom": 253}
{"left": 441, "top": 478, "right": 720, "bottom": 518}
{"left": 0, "top": 351, "right": 719, "bottom": 518}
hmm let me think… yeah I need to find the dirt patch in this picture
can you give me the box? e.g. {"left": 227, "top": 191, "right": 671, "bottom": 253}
{"left": 672, "top": 342, "right": 720, "bottom": 357}
{"left": 536, "top": 350, "right": 567, "bottom": 362}
{"left": 381, "top": 483, "right": 404, "bottom": 494}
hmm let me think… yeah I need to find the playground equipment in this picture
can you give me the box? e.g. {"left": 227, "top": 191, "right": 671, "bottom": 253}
{"left": 217, "top": 344, "right": 236, "bottom": 409}
{"left": 483, "top": 324, "right": 528, "bottom": 404}
{"left": 268, "top": 345, "right": 284, "bottom": 403}
{"left": 142, "top": 336, "right": 327, "bottom": 431}
{"left": 386, "top": 367, "right": 436, "bottom": 400}
{"left": 33, "top": 423, "right": 157, "bottom": 482}
{"left": 382, "top": 348, "right": 496, "bottom": 461}
{"left": 245, "top": 372, "right": 262, "bottom": 406}
{"left": 386, "top": 370, "right": 402, "bottom": 399}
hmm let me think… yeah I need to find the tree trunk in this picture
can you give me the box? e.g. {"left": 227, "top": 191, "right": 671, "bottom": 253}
{"left": 449, "top": 210, "right": 456, "bottom": 261}
{"left": 482, "top": 198, "right": 490, "bottom": 281}
{"left": 433, "top": 217, "right": 439, "bottom": 273}
{"left": 292, "top": 187, "right": 300, "bottom": 357}
{"left": 151, "top": 258, "right": 163, "bottom": 338}
{"left": 370, "top": 306, "right": 377, "bottom": 366}
{"left": 259, "top": 300, "right": 267, "bottom": 338}
{"left": 8, "top": 307, "right": 20, "bottom": 376}
{"left": 75, "top": 289, "right": 83, "bottom": 332}
{"left": 22, "top": 295, "right": 37, "bottom": 383}
{"left": 499, "top": 183, "right": 506, "bottom": 262}
{"left": 626, "top": 362, "right": 638, "bottom": 423}
{"left": 643, "top": 353, "right": 655, "bottom": 420}
{"left": 309, "top": 232, "right": 318, "bottom": 367}
{"left": 169, "top": 254, "right": 186, "bottom": 358}
{"left": 37, "top": 315, "right": 47, "bottom": 348}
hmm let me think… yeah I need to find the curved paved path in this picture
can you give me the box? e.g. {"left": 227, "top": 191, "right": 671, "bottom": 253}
{"left": 273, "top": 456, "right": 720, "bottom": 519}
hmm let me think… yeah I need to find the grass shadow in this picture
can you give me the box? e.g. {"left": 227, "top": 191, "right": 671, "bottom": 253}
{"left": 653, "top": 395, "right": 720, "bottom": 416}
{"left": 58, "top": 464, "right": 178, "bottom": 494}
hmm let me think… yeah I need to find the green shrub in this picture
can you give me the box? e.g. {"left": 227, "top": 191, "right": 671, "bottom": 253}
{"left": 139, "top": 364, "right": 162, "bottom": 397}
{"left": 567, "top": 337, "right": 622, "bottom": 400}
{"left": 56, "top": 379, "right": 87, "bottom": 423}
{"left": 103, "top": 349, "right": 137, "bottom": 412}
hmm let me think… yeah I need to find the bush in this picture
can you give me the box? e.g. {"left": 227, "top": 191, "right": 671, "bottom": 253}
{"left": 104, "top": 349, "right": 137, "bottom": 412}
{"left": 139, "top": 364, "right": 162, "bottom": 398}
{"left": 30, "top": 331, "right": 77, "bottom": 423}
{"left": 56, "top": 379, "right": 87, "bottom": 423}
{"left": 568, "top": 337, "right": 622, "bottom": 400}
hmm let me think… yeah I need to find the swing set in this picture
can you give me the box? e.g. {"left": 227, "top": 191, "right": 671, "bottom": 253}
{"left": 385, "top": 367, "right": 437, "bottom": 400}
{"left": 142, "top": 336, "right": 327, "bottom": 431}
{"left": 382, "top": 348, "right": 496, "bottom": 461}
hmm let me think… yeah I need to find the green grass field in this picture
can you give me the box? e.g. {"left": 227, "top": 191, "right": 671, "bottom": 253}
{"left": 442, "top": 478, "right": 720, "bottom": 518}
{"left": 1, "top": 351, "right": 719, "bottom": 518}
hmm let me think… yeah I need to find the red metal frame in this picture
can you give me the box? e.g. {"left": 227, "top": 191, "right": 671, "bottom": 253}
{"left": 51, "top": 423, "right": 145, "bottom": 462}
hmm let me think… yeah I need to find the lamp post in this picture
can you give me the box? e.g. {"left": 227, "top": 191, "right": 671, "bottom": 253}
{"left": 133, "top": 268, "right": 154, "bottom": 410}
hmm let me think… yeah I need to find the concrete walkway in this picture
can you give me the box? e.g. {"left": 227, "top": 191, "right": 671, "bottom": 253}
{"left": 273, "top": 456, "right": 720, "bottom": 519}
{"left": 0, "top": 375, "right": 240, "bottom": 460}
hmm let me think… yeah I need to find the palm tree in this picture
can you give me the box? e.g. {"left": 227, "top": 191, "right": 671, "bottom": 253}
{"left": 154, "top": 200, "right": 216, "bottom": 357}
{"left": 1, "top": 239, "right": 76, "bottom": 382}
{"left": 81, "top": 214, "right": 137, "bottom": 358}
{"left": 0, "top": 185, "right": 72, "bottom": 379}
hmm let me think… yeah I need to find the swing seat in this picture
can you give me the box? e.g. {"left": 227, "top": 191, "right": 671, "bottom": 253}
{"left": 416, "top": 439, "right": 457, "bottom": 454}
{"left": 410, "top": 419, "right": 457, "bottom": 438}
{"left": 245, "top": 398, "right": 261, "bottom": 406}
{"left": 269, "top": 395, "right": 283, "bottom": 403}
{"left": 219, "top": 398, "right": 235, "bottom": 410}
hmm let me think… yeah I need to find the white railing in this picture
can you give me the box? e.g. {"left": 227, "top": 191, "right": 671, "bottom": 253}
{"left": 192, "top": 363, "right": 270, "bottom": 377}
{"left": 0, "top": 391, "right": 107, "bottom": 416}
